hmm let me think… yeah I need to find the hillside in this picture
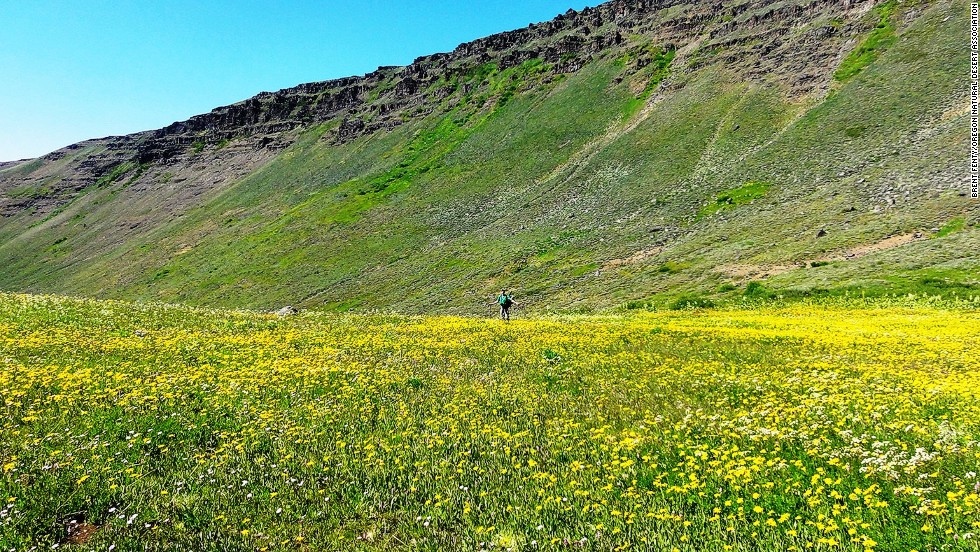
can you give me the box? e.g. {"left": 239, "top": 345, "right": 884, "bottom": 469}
{"left": 0, "top": 0, "right": 975, "bottom": 313}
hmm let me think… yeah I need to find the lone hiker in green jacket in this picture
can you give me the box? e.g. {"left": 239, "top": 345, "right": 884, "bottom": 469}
{"left": 497, "top": 289, "right": 516, "bottom": 321}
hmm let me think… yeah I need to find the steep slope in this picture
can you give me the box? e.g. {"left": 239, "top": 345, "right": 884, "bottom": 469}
{"left": 0, "top": 0, "right": 975, "bottom": 313}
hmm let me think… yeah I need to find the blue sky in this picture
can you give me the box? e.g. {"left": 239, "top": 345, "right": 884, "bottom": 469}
{"left": 0, "top": 1, "right": 599, "bottom": 161}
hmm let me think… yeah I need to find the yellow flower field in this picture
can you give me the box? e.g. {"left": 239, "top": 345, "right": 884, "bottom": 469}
{"left": 0, "top": 293, "right": 978, "bottom": 550}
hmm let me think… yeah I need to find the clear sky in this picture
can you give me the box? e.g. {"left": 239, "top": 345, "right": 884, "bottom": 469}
{"left": 0, "top": 1, "right": 600, "bottom": 162}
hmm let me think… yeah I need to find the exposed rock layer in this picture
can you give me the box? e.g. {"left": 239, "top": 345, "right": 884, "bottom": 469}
{"left": 3, "top": 0, "right": 875, "bottom": 217}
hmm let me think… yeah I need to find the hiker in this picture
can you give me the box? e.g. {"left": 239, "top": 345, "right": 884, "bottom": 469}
{"left": 496, "top": 289, "right": 516, "bottom": 320}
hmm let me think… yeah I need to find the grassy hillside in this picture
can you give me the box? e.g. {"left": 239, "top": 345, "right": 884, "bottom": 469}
{"left": 0, "top": 0, "right": 975, "bottom": 313}
{"left": 1, "top": 293, "right": 978, "bottom": 550}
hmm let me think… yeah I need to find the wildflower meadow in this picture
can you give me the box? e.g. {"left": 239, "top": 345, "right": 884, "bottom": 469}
{"left": 0, "top": 293, "right": 977, "bottom": 550}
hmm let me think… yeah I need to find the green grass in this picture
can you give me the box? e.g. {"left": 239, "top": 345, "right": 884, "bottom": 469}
{"left": 327, "top": 111, "right": 484, "bottom": 223}
{"left": 668, "top": 293, "right": 715, "bottom": 309}
{"left": 696, "top": 181, "right": 771, "bottom": 220}
{"left": 0, "top": 158, "right": 44, "bottom": 176}
{"left": 94, "top": 162, "right": 135, "bottom": 188}
{"left": 622, "top": 47, "right": 676, "bottom": 121}
{"left": 491, "top": 59, "right": 550, "bottom": 108}
{"left": 7, "top": 182, "right": 55, "bottom": 199}
{"left": 1, "top": 293, "right": 977, "bottom": 550}
{"left": 935, "top": 216, "right": 966, "bottom": 238}
{"left": 657, "top": 260, "right": 688, "bottom": 273}
{"left": 833, "top": 0, "right": 898, "bottom": 81}
{"left": 743, "top": 281, "right": 770, "bottom": 298}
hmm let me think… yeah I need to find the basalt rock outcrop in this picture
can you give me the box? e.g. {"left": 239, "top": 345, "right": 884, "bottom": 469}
{"left": 140, "top": 0, "right": 865, "bottom": 153}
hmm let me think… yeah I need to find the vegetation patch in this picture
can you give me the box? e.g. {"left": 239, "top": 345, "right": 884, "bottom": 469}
{"left": 328, "top": 110, "right": 482, "bottom": 223}
{"left": 622, "top": 46, "right": 676, "bottom": 121}
{"left": 123, "top": 163, "right": 149, "bottom": 187}
{"left": 491, "top": 59, "right": 550, "bottom": 108}
{"left": 4, "top": 158, "right": 44, "bottom": 175}
{"left": 833, "top": 0, "right": 898, "bottom": 81}
{"left": 624, "top": 299, "right": 654, "bottom": 310}
{"left": 669, "top": 294, "right": 715, "bottom": 310}
{"left": 94, "top": 162, "right": 135, "bottom": 189}
{"left": 568, "top": 263, "right": 599, "bottom": 278}
{"left": 697, "top": 181, "right": 771, "bottom": 220}
{"left": 934, "top": 217, "right": 966, "bottom": 238}
{"left": 657, "top": 260, "right": 688, "bottom": 274}
{"left": 743, "top": 280, "right": 770, "bottom": 298}
{"left": 8, "top": 182, "right": 55, "bottom": 199}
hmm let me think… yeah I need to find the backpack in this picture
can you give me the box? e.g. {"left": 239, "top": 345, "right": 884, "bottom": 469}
{"left": 501, "top": 295, "right": 513, "bottom": 308}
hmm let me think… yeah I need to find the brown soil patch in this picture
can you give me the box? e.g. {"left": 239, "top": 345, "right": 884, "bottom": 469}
{"left": 58, "top": 510, "right": 101, "bottom": 545}
{"left": 822, "top": 232, "right": 923, "bottom": 262}
{"left": 718, "top": 263, "right": 800, "bottom": 279}
{"left": 939, "top": 102, "right": 970, "bottom": 123}
{"left": 717, "top": 232, "right": 926, "bottom": 280}
{"left": 604, "top": 247, "right": 664, "bottom": 269}
{"left": 66, "top": 522, "right": 100, "bottom": 544}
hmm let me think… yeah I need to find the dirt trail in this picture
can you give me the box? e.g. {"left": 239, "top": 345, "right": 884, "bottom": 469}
{"left": 832, "top": 233, "right": 923, "bottom": 260}
{"left": 603, "top": 246, "right": 664, "bottom": 270}
{"left": 718, "top": 232, "right": 926, "bottom": 279}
